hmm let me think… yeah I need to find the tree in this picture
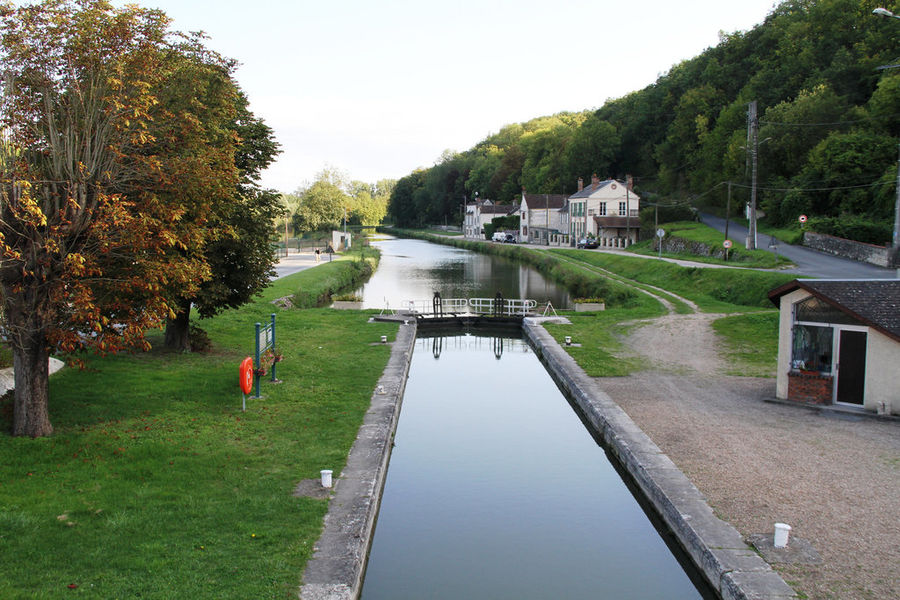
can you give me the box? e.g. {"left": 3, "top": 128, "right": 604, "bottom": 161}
{"left": 293, "top": 178, "right": 347, "bottom": 233}
{"left": 162, "top": 87, "right": 282, "bottom": 351}
{"left": 0, "top": 0, "right": 212, "bottom": 436}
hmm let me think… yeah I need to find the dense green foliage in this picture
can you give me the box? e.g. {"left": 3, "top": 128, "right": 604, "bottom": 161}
{"left": 483, "top": 214, "right": 520, "bottom": 239}
{"left": 389, "top": 0, "right": 899, "bottom": 242}
{"left": 285, "top": 169, "right": 393, "bottom": 235}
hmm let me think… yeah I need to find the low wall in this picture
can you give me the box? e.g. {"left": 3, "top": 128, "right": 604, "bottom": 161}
{"left": 803, "top": 231, "right": 894, "bottom": 268}
{"left": 299, "top": 318, "right": 417, "bottom": 600}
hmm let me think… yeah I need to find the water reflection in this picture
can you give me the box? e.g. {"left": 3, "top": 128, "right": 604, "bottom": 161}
{"left": 360, "top": 333, "right": 705, "bottom": 600}
{"left": 359, "top": 236, "right": 570, "bottom": 310}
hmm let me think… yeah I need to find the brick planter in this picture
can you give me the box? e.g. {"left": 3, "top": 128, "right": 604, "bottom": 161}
{"left": 787, "top": 371, "right": 834, "bottom": 405}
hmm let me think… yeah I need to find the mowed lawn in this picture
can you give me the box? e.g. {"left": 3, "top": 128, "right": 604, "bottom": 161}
{"left": 0, "top": 269, "right": 398, "bottom": 599}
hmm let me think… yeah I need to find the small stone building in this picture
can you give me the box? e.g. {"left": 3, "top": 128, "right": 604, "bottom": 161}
{"left": 768, "top": 279, "right": 900, "bottom": 415}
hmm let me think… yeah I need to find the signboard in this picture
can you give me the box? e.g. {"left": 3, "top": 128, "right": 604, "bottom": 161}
{"left": 799, "top": 215, "right": 807, "bottom": 223}
{"left": 723, "top": 240, "right": 733, "bottom": 249}
{"left": 656, "top": 228, "right": 665, "bottom": 238}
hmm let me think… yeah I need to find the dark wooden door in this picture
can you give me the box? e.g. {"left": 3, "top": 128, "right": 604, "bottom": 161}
{"left": 836, "top": 330, "right": 866, "bottom": 405}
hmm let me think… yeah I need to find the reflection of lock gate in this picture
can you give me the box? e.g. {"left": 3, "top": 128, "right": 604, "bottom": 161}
{"left": 402, "top": 297, "right": 537, "bottom": 316}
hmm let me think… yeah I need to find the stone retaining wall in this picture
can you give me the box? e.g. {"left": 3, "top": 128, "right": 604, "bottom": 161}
{"left": 803, "top": 231, "right": 894, "bottom": 268}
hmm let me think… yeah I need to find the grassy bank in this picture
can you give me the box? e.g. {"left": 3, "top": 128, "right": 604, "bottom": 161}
{"left": 0, "top": 269, "right": 396, "bottom": 598}
{"left": 711, "top": 312, "right": 780, "bottom": 377}
{"left": 290, "top": 246, "right": 379, "bottom": 308}
{"left": 629, "top": 221, "right": 792, "bottom": 268}
{"left": 551, "top": 249, "right": 795, "bottom": 312}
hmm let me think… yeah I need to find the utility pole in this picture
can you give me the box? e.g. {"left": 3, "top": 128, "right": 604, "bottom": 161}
{"left": 625, "top": 175, "right": 631, "bottom": 249}
{"left": 725, "top": 182, "right": 732, "bottom": 261}
{"left": 893, "top": 143, "right": 900, "bottom": 272}
{"left": 747, "top": 100, "right": 759, "bottom": 250}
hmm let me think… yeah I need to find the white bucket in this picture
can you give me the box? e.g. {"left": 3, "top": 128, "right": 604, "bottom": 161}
{"left": 320, "top": 469, "right": 333, "bottom": 488}
{"left": 773, "top": 522, "right": 791, "bottom": 548}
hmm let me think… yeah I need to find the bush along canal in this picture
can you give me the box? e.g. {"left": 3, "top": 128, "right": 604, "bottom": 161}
{"left": 358, "top": 329, "right": 714, "bottom": 600}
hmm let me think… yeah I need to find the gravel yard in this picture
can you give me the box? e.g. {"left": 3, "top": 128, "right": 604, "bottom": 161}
{"left": 596, "top": 313, "right": 900, "bottom": 600}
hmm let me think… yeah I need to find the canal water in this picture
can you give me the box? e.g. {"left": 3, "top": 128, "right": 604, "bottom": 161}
{"left": 358, "top": 236, "right": 570, "bottom": 310}
{"left": 360, "top": 331, "right": 709, "bottom": 599}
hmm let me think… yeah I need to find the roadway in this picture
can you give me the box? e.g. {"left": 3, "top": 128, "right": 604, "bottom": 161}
{"left": 700, "top": 213, "right": 897, "bottom": 279}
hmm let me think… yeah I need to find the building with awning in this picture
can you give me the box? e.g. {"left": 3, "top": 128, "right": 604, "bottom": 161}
{"left": 567, "top": 175, "right": 640, "bottom": 247}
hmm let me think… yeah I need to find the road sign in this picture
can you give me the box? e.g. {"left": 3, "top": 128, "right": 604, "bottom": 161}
{"left": 799, "top": 215, "right": 807, "bottom": 223}
{"left": 723, "top": 240, "right": 733, "bottom": 249}
{"left": 656, "top": 228, "right": 665, "bottom": 238}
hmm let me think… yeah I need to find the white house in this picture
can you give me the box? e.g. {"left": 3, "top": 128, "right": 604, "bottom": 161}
{"left": 464, "top": 199, "right": 517, "bottom": 238}
{"left": 519, "top": 191, "right": 569, "bottom": 245}
{"left": 768, "top": 279, "right": 900, "bottom": 415}
{"left": 567, "top": 175, "right": 640, "bottom": 247}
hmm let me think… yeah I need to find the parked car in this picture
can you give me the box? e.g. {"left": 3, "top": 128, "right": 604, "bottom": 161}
{"left": 504, "top": 233, "right": 517, "bottom": 243}
{"left": 577, "top": 238, "right": 598, "bottom": 249}
{"left": 492, "top": 232, "right": 506, "bottom": 242}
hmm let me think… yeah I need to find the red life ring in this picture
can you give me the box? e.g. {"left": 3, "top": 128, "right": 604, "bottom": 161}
{"left": 239, "top": 357, "right": 254, "bottom": 394}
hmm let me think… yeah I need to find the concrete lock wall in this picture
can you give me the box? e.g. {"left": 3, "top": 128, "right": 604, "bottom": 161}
{"left": 300, "top": 318, "right": 797, "bottom": 600}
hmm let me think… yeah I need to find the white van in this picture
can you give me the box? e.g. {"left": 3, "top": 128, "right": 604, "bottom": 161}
{"left": 491, "top": 232, "right": 506, "bottom": 242}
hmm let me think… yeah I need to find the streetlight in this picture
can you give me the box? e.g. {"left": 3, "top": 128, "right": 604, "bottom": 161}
{"left": 872, "top": 9, "right": 900, "bottom": 272}
{"left": 873, "top": 7, "right": 900, "bottom": 19}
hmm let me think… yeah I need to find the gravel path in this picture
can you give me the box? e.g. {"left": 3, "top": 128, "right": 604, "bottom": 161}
{"left": 596, "top": 314, "right": 900, "bottom": 599}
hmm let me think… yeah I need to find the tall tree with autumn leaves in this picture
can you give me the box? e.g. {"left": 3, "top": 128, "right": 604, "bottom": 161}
{"left": 0, "top": 0, "right": 279, "bottom": 435}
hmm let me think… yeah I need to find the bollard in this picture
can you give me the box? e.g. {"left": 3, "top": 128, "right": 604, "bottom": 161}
{"left": 774, "top": 523, "right": 791, "bottom": 548}
{"left": 565, "top": 336, "right": 572, "bottom": 346}
{"left": 320, "top": 469, "right": 333, "bottom": 488}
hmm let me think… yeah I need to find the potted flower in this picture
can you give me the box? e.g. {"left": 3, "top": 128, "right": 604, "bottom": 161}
{"left": 332, "top": 293, "right": 363, "bottom": 310}
{"left": 573, "top": 297, "right": 605, "bottom": 312}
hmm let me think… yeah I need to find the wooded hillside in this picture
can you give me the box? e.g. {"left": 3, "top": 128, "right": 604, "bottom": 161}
{"left": 389, "top": 0, "right": 899, "bottom": 243}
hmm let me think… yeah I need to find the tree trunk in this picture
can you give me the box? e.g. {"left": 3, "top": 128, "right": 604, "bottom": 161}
{"left": 164, "top": 300, "right": 192, "bottom": 352}
{"left": 11, "top": 326, "right": 53, "bottom": 438}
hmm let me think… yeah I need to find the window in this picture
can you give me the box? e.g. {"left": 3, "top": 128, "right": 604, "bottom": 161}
{"left": 599, "top": 203, "right": 607, "bottom": 216}
{"left": 791, "top": 324, "right": 833, "bottom": 373}
{"left": 618, "top": 202, "right": 626, "bottom": 216}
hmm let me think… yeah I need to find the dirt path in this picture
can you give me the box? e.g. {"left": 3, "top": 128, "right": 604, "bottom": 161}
{"left": 599, "top": 312, "right": 900, "bottom": 600}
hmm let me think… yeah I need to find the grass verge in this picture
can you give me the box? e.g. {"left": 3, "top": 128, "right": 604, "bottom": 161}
{"left": 550, "top": 249, "right": 796, "bottom": 312}
{"left": 629, "top": 221, "right": 792, "bottom": 268}
{"left": 543, "top": 303, "right": 665, "bottom": 376}
{"left": 711, "top": 312, "right": 780, "bottom": 377}
{"left": 0, "top": 269, "right": 396, "bottom": 599}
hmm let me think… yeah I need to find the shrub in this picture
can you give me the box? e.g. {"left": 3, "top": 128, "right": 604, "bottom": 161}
{"left": 806, "top": 216, "right": 892, "bottom": 245}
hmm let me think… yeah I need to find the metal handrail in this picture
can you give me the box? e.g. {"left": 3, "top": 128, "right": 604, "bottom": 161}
{"left": 399, "top": 297, "right": 537, "bottom": 316}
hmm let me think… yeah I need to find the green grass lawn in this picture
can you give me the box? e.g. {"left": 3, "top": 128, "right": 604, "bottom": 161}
{"left": 629, "top": 221, "right": 792, "bottom": 268}
{"left": 551, "top": 249, "right": 795, "bottom": 313}
{"left": 711, "top": 311, "right": 780, "bottom": 377}
{"left": 0, "top": 271, "right": 397, "bottom": 599}
{"left": 544, "top": 303, "right": 665, "bottom": 377}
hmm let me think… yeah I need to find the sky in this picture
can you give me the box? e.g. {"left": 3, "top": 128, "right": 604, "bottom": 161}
{"left": 105, "top": 0, "right": 780, "bottom": 193}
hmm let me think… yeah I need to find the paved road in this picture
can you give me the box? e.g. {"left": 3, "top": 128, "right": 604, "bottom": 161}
{"left": 273, "top": 250, "right": 322, "bottom": 279}
{"left": 700, "top": 213, "right": 897, "bottom": 279}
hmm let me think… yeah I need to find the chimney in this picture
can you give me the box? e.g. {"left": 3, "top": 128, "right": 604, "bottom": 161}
{"left": 577, "top": 177, "right": 584, "bottom": 192}
{"left": 591, "top": 173, "right": 600, "bottom": 186}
